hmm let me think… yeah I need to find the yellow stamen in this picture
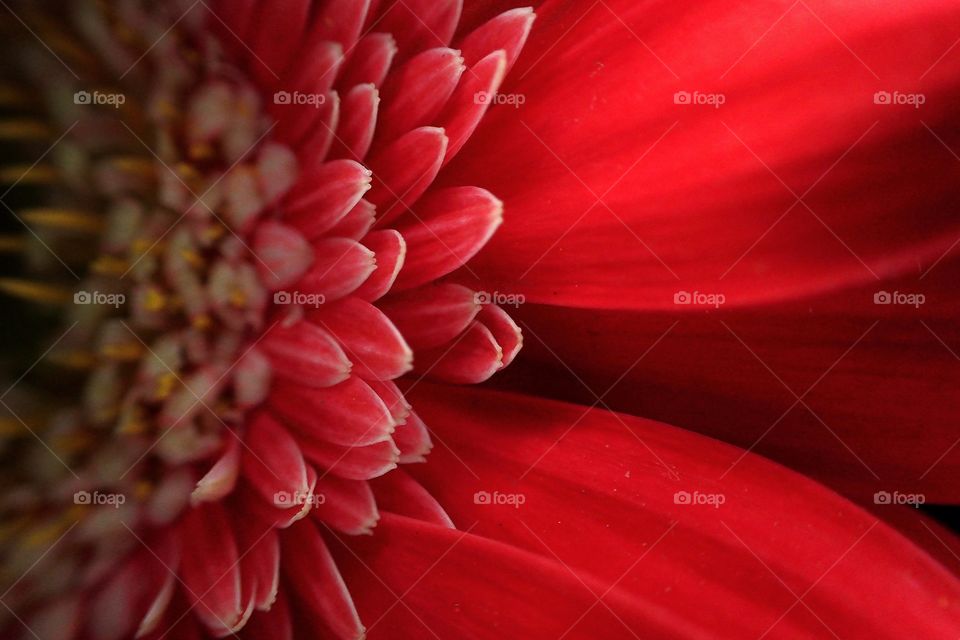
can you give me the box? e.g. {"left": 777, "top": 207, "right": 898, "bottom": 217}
{"left": 0, "top": 84, "right": 33, "bottom": 108}
{"left": 47, "top": 350, "right": 96, "bottom": 370}
{"left": 0, "top": 236, "right": 26, "bottom": 253}
{"left": 0, "top": 164, "right": 58, "bottom": 186}
{"left": 90, "top": 255, "right": 129, "bottom": 276}
{"left": 154, "top": 372, "right": 177, "bottom": 400}
{"left": 0, "top": 279, "right": 72, "bottom": 305}
{"left": 189, "top": 142, "right": 215, "bottom": 161}
{"left": 179, "top": 248, "right": 204, "bottom": 269}
{"left": 21, "top": 208, "right": 103, "bottom": 234}
{"left": 229, "top": 288, "right": 247, "bottom": 307}
{"left": 100, "top": 343, "right": 143, "bottom": 362}
{"left": 192, "top": 314, "right": 212, "bottom": 330}
{"left": 107, "top": 156, "right": 155, "bottom": 180}
{"left": 143, "top": 288, "right": 167, "bottom": 312}
{"left": 134, "top": 480, "right": 153, "bottom": 501}
{"left": 0, "top": 120, "right": 52, "bottom": 142}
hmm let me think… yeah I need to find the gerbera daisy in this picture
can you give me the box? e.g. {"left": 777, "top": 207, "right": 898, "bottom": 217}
{"left": 0, "top": 1, "right": 958, "bottom": 639}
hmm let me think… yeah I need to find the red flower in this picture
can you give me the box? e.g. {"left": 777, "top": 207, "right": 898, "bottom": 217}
{"left": 0, "top": 1, "right": 958, "bottom": 639}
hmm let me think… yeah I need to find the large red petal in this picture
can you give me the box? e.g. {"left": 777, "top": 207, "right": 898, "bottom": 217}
{"left": 357, "top": 384, "right": 960, "bottom": 639}
{"left": 445, "top": 0, "right": 960, "bottom": 309}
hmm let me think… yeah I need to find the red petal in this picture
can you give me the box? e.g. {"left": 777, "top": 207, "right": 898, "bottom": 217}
{"left": 367, "top": 126, "right": 448, "bottom": 225}
{"left": 296, "top": 238, "right": 376, "bottom": 302}
{"left": 239, "top": 592, "right": 292, "bottom": 640}
{"left": 328, "top": 199, "right": 377, "bottom": 240}
{"left": 298, "top": 436, "right": 399, "bottom": 480}
{"left": 234, "top": 517, "right": 280, "bottom": 612}
{"left": 338, "top": 33, "right": 398, "bottom": 88}
{"left": 284, "top": 160, "right": 372, "bottom": 240}
{"left": 280, "top": 520, "right": 364, "bottom": 640}
{"left": 260, "top": 319, "right": 351, "bottom": 388}
{"left": 477, "top": 303, "right": 522, "bottom": 369}
{"left": 437, "top": 49, "right": 506, "bottom": 164}
{"left": 375, "top": 48, "right": 465, "bottom": 145}
{"left": 379, "top": 283, "right": 480, "bottom": 349}
{"left": 507, "top": 263, "right": 960, "bottom": 503}
{"left": 270, "top": 377, "right": 395, "bottom": 447}
{"left": 457, "top": 6, "right": 536, "bottom": 71}
{"left": 242, "top": 412, "right": 311, "bottom": 507}
{"left": 310, "top": 298, "right": 413, "bottom": 380}
{"left": 391, "top": 186, "right": 503, "bottom": 291}
{"left": 248, "top": 0, "right": 311, "bottom": 87}
{"left": 308, "top": 0, "right": 371, "bottom": 53}
{"left": 354, "top": 230, "right": 406, "bottom": 301}
{"left": 179, "top": 503, "right": 253, "bottom": 636}
{"left": 371, "top": 469, "right": 454, "bottom": 528}
{"left": 331, "top": 83, "right": 380, "bottom": 161}
{"left": 374, "top": 0, "right": 462, "bottom": 60}
{"left": 191, "top": 437, "right": 241, "bottom": 505}
{"left": 312, "top": 475, "right": 380, "bottom": 535}
{"left": 450, "top": 0, "right": 960, "bottom": 308}
{"left": 371, "top": 384, "right": 960, "bottom": 639}
{"left": 252, "top": 221, "right": 313, "bottom": 290}
{"left": 393, "top": 410, "right": 432, "bottom": 464}
{"left": 271, "top": 42, "right": 342, "bottom": 144}
{"left": 415, "top": 321, "right": 502, "bottom": 384}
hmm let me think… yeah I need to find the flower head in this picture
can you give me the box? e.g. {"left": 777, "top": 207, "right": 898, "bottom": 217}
{"left": 0, "top": 1, "right": 531, "bottom": 636}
